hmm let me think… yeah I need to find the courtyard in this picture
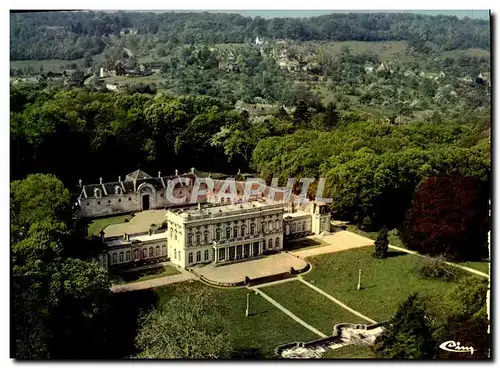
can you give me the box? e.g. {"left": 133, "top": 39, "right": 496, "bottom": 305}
{"left": 101, "top": 209, "right": 168, "bottom": 237}
{"left": 194, "top": 252, "right": 309, "bottom": 284}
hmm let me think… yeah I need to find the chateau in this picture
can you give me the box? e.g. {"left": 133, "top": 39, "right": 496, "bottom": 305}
{"left": 77, "top": 169, "right": 197, "bottom": 218}
{"left": 87, "top": 170, "right": 331, "bottom": 271}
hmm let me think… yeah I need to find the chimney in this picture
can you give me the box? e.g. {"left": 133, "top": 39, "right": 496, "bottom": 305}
{"left": 198, "top": 203, "right": 201, "bottom": 210}
{"left": 126, "top": 234, "right": 130, "bottom": 241}
{"left": 78, "top": 179, "right": 82, "bottom": 188}
{"left": 118, "top": 176, "right": 121, "bottom": 182}
{"left": 158, "top": 171, "right": 161, "bottom": 178}
{"left": 148, "top": 228, "right": 152, "bottom": 236}
{"left": 191, "top": 167, "right": 195, "bottom": 174}
{"left": 123, "top": 233, "right": 127, "bottom": 240}
{"left": 175, "top": 169, "right": 179, "bottom": 176}
{"left": 99, "top": 177, "right": 103, "bottom": 184}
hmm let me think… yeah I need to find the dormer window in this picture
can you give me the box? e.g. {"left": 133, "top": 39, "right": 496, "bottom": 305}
{"left": 115, "top": 186, "right": 122, "bottom": 195}
{"left": 94, "top": 188, "right": 102, "bottom": 198}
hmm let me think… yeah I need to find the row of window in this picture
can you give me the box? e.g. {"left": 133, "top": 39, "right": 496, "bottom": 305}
{"left": 290, "top": 221, "right": 308, "bottom": 233}
{"left": 87, "top": 197, "right": 132, "bottom": 206}
{"left": 110, "top": 245, "right": 166, "bottom": 265}
{"left": 182, "top": 220, "right": 282, "bottom": 246}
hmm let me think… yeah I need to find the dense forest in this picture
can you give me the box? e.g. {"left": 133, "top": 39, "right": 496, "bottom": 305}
{"left": 11, "top": 11, "right": 490, "bottom": 60}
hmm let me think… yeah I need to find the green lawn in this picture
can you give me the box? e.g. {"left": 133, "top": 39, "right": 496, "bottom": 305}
{"left": 102, "top": 75, "right": 166, "bottom": 85}
{"left": 459, "top": 261, "right": 490, "bottom": 274}
{"left": 285, "top": 237, "right": 330, "bottom": 252}
{"left": 347, "top": 226, "right": 489, "bottom": 274}
{"left": 322, "top": 344, "right": 375, "bottom": 359}
{"left": 302, "top": 247, "right": 478, "bottom": 322}
{"left": 118, "top": 265, "right": 181, "bottom": 283}
{"left": 152, "top": 281, "right": 318, "bottom": 357}
{"left": 87, "top": 214, "right": 134, "bottom": 236}
{"left": 261, "top": 280, "right": 367, "bottom": 336}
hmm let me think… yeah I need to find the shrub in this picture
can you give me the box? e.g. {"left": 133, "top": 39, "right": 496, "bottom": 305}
{"left": 373, "top": 227, "right": 389, "bottom": 259}
{"left": 416, "top": 257, "right": 457, "bottom": 282}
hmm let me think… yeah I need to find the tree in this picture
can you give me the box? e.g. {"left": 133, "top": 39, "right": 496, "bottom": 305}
{"left": 400, "top": 175, "right": 489, "bottom": 261}
{"left": 135, "top": 290, "right": 233, "bottom": 359}
{"left": 83, "top": 52, "right": 93, "bottom": 67}
{"left": 373, "top": 293, "right": 435, "bottom": 359}
{"left": 373, "top": 227, "right": 389, "bottom": 259}
{"left": 432, "top": 277, "right": 490, "bottom": 359}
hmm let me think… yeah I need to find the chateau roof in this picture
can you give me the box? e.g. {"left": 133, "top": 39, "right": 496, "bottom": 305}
{"left": 125, "top": 169, "right": 153, "bottom": 181}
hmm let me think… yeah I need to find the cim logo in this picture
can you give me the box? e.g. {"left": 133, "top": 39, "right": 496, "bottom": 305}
{"left": 439, "top": 341, "right": 475, "bottom": 355}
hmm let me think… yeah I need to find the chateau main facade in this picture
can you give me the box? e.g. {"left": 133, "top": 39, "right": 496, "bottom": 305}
{"left": 86, "top": 170, "right": 331, "bottom": 270}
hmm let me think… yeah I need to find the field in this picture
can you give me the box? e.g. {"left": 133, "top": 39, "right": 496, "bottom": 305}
{"left": 302, "top": 246, "right": 476, "bottom": 321}
{"left": 117, "top": 265, "right": 180, "bottom": 283}
{"left": 10, "top": 53, "right": 104, "bottom": 73}
{"left": 87, "top": 214, "right": 134, "bottom": 236}
{"left": 108, "top": 242, "right": 487, "bottom": 358}
{"left": 102, "top": 75, "right": 166, "bottom": 85}
{"left": 261, "top": 280, "right": 367, "bottom": 335}
{"left": 112, "top": 281, "right": 318, "bottom": 358}
{"left": 347, "top": 226, "right": 490, "bottom": 274}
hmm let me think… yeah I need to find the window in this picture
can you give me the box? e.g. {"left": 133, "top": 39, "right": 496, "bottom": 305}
{"left": 108, "top": 200, "right": 111, "bottom": 204}
{"left": 174, "top": 249, "right": 177, "bottom": 259}
{"left": 156, "top": 246, "right": 160, "bottom": 256}
{"left": 133, "top": 249, "right": 138, "bottom": 260}
{"left": 262, "top": 222, "right": 266, "bottom": 232}
{"left": 233, "top": 227, "right": 238, "bottom": 238}
{"left": 236, "top": 245, "right": 242, "bottom": 259}
{"left": 162, "top": 245, "right": 166, "bottom": 256}
{"left": 216, "top": 229, "right": 221, "bottom": 241}
{"left": 302, "top": 222, "right": 306, "bottom": 232}
{"left": 115, "top": 186, "right": 122, "bottom": 195}
{"left": 292, "top": 223, "right": 296, "bottom": 233}
{"left": 196, "top": 251, "right": 201, "bottom": 262}
{"left": 219, "top": 248, "right": 226, "bottom": 261}
{"left": 275, "top": 219, "right": 280, "bottom": 229}
{"left": 119, "top": 252, "right": 124, "bottom": 263}
{"left": 263, "top": 241, "right": 266, "bottom": 251}
{"left": 204, "top": 231, "right": 208, "bottom": 242}
{"left": 112, "top": 253, "right": 117, "bottom": 264}
{"left": 275, "top": 237, "right": 280, "bottom": 248}
{"left": 149, "top": 247, "right": 154, "bottom": 257}
{"left": 196, "top": 232, "right": 201, "bottom": 244}
{"left": 204, "top": 249, "right": 209, "bottom": 261}
{"left": 268, "top": 239, "right": 273, "bottom": 249}
{"left": 118, "top": 199, "right": 121, "bottom": 202}
{"left": 188, "top": 234, "right": 192, "bottom": 246}
{"left": 126, "top": 251, "right": 131, "bottom": 261}
{"left": 94, "top": 188, "right": 102, "bottom": 198}
{"left": 97, "top": 201, "right": 101, "bottom": 205}
{"left": 128, "top": 197, "right": 132, "bottom": 201}
{"left": 241, "top": 225, "right": 246, "bottom": 236}
{"left": 250, "top": 223, "right": 255, "bottom": 235}
{"left": 226, "top": 227, "right": 231, "bottom": 239}
{"left": 268, "top": 221, "right": 273, "bottom": 230}
{"left": 244, "top": 244, "right": 250, "bottom": 258}
{"left": 188, "top": 253, "right": 193, "bottom": 264}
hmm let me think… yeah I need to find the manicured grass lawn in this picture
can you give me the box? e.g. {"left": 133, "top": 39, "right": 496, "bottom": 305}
{"left": 152, "top": 281, "right": 318, "bottom": 357}
{"left": 285, "top": 237, "right": 330, "bottom": 252}
{"left": 87, "top": 214, "right": 134, "bottom": 236}
{"left": 302, "top": 247, "right": 477, "bottom": 322}
{"left": 261, "top": 280, "right": 367, "bottom": 336}
{"left": 459, "top": 261, "right": 490, "bottom": 274}
{"left": 323, "top": 344, "right": 375, "bottom": 359}
{"left": 118, "top": 265, "right": 181, "bottom": 283}
{"left": 347, "top": 226, "right": 489, "bottom": 275}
